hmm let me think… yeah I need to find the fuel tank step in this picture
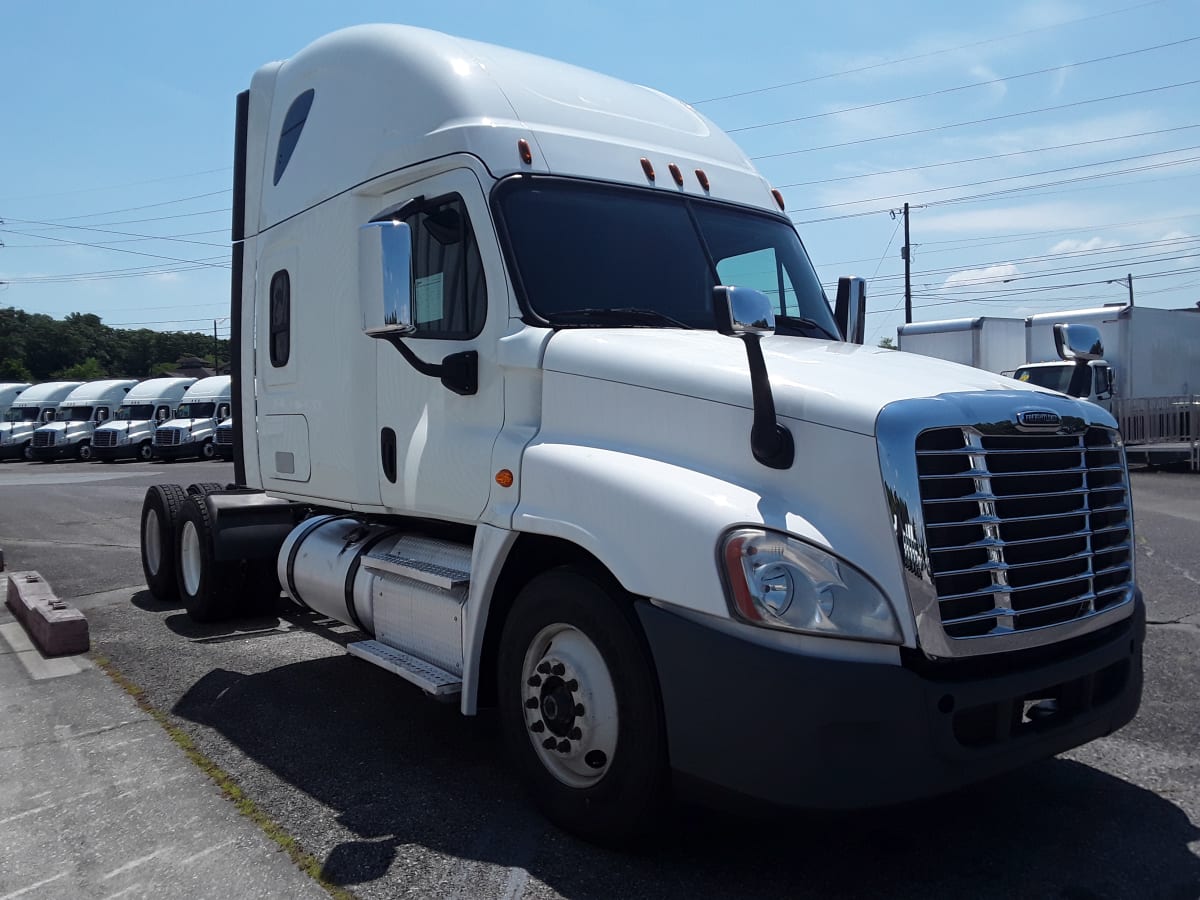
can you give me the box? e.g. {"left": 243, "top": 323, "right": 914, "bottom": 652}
{"left": 347, "top": 639, "right": 462, "bottom": 697}
{"left": 361, "top": 552, "right": 470, "bottom": 589}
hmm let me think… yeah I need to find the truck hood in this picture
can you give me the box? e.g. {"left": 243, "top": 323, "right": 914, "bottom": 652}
{"left": 39, "top": 422, "right": 92, "bottom": 437}
{"left": 542, "top": 329, "right": 1055, "bottom": 436}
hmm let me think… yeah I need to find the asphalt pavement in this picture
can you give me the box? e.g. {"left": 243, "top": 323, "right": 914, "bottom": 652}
{"left": 0, "top": 457, "right": 1198, "bottom": 899}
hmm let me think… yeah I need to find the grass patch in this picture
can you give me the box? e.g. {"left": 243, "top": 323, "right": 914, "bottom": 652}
{"left": 92, "top": 653, "right": 356, "bottom": 900}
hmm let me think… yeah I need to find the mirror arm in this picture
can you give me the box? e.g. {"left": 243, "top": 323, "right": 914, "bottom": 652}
{"left": 741, "top": 334, "right": 794, "bottom": 470}
{"left": 379, "top": 334, "right": 478, "bottom": 396}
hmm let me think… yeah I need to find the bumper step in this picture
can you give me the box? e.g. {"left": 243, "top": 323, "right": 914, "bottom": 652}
{"left": 347, "top": 639, "right": 462, "bottom": 696}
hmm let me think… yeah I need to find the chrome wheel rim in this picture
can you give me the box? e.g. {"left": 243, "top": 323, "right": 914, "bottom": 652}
{"left": 521, "top": 623, "right": 618, "bottom": 788}
{"left": 144, "top": 508, "right": 162, "bottom": 575}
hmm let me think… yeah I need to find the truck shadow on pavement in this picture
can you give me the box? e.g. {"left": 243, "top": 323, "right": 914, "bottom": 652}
{"left": 171, "top": 655, "right": 1200, "bottom": 899}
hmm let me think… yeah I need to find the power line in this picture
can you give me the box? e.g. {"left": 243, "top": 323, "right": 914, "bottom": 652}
{"left": 0, "top": 167, "right": 232, "bottom": 204}
{"left": 752, "top": 77, "right": 1200, "bottom": 161}
{"left": 2, "top": 229, "right": 227, "bottom": 249}
{"left": 728, "top": 35, "right": 1200, "bottom": 135}
{"left": 49, "top": 189, "right": 231, "bottom": 222}
{"left": 0, "top": 228, "right": 230, "bottom": 269}
{"left": 7, "top": 208, "right": 230, "bottom": 230}
{"left": 4, "top": 216, "right": 228, "bottom": 248}
{"left": 689, "top": 0, "right": 1169, "bottom": 104}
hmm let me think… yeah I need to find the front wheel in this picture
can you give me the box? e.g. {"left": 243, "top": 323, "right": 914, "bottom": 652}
{"left": 77, "top": 441, "right": 93, "bottom": 461}
{"left": 21, "top": 442, "right": 33, "bottom": 461}
{"left": 498, "top": 568, "right": 667, "bottom": 844}
{"left": 138, "top": 441, "right": 154, "bottom": 462}
{"left": 199, "top": 439, "right": 215, "bottom": 460}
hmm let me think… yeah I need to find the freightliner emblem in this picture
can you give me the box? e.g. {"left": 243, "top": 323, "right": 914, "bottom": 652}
{"left": 1017, "top": 410, "right": 1063, "bottom": 429}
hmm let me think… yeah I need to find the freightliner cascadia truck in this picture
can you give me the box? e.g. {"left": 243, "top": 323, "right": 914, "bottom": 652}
{"left": 92, "top": 377, "right": 196, "bottom": 462}
{"left": 0, "top": 382, "right": 83, "bottom": 461}
{"left": 139, "top": 25, "right": 1143, "bottom": 843}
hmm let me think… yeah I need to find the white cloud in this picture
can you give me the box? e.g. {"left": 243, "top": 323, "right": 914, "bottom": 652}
{"left": 1050, "top": 65, "right": 1072, "bottom": 98}
{"left": 944, "top": 263, "right": 1020, "bottom": 289}
{"left": 1050, "top": 236, "right": 1119, "bottom": 254}
{"left": 1161, "top": 230, "right": 1192, "bottom": 242}
{"left": 920, "top": 202, "right": 1118, "bottom": 234}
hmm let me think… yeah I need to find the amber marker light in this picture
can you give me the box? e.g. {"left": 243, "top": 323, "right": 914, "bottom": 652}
{"left": 496, "top": 469, "right": 514, "bottom": 488}
{"left": 640, "top": 157, "right": 655, "bottom": 181}
{"left": 668, "top": 163, "right": 684, "bottom": 186}
{"left": 771, "top": 188, "right": 786, "bottom": 211}
{"left": 695, "top": 169, "right": 710, "bottom": 192}
{"left": 518, "top": 139, "right": 533, "bottom": 165}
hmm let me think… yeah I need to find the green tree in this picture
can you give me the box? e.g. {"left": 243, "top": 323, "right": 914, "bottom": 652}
{"left": 878, "top": 336, "right": 897, "bottom": 349}
{"left": 52, "top": 356, "right": 108, "bottom": 381}
{"left": 0, "top": 358, "right": 33, "bottom": 381}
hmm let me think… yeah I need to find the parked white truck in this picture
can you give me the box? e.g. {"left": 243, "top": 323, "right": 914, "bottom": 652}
{"left": 0, "top": 382, "right": 83, "bottom": 461}
{"left": 152, "top": 375, "right": 232, "bottom": 461}
{"left": 898, "top": 316, "right": 1027, "bottom": 375}
{"left": 0, "top": 383, "right": 32, "bottom": 421}
{"left": 91, "top": 377, "right": 197, "bottom": 462}
{"left": 213, "top": 416, "right": 235, "bottom": 460}
{"left": 1016, "top": 305, "right": 1200, "bottom": 408}
{"left": 139, "top": 26, "right": 1143, "bottom": 842}
{"left": 29, "top": 379, "right": 136, "bottom": 461}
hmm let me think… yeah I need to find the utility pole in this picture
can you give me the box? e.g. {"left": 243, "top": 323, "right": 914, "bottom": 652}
{"left": 213, "top": 319, "right": 219, "bottom": 372}
{"left": 901, "top": 202, "right": 912, "bottom": 324}
{"left": 1127, "top": 272, "right": 1134, "bottom": 306}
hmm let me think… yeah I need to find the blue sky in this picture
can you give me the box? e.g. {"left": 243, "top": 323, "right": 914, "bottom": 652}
{"left": 1, "top": 0, "right": 1197, "bottom": 348}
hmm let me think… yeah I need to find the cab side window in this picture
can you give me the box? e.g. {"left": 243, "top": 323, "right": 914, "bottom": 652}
{"left": 403, "top": 195, "right": 486, "bottom": 339}
{"left": 156, "top": 405, "right": 170, "bottom": 422}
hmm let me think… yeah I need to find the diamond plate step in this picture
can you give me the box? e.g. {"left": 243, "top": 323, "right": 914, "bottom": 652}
{"left": 347, "top": 640, "right": 462, "bottom": 696}
{"left": 361, "top": 552, "right": 470, "bottom": 590}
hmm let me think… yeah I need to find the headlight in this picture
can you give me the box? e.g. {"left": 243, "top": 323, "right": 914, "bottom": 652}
{"left": 720, "top": 529, "right": 901, "bottom": 643}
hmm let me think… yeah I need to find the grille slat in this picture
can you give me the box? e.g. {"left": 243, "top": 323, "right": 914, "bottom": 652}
{"left": 32, "top": 431, "right": 55, "bottom": 448}
{"left": 917, "top": 425, "right": 1134, "bottom": 643}
{"left": 92, "top": 431, "right": 117, "bottom": 448}
{"left": 155, "top": 428, "right": 182, "bottom": 447}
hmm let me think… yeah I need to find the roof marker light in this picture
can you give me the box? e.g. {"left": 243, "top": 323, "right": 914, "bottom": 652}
{"left": 518, "top": 139, "right": 533, "bottom": 165}
{"left": 772, "top": 188, "right": 786, "bottom": 211}
{"left": 640, "top": 158, "right": 655, "bottom": 181}
{"left": 668, "top": 163, "right": 684, "bottom": 187}
{"left": 695, "top": 169, "right": 710, "bottom": 192}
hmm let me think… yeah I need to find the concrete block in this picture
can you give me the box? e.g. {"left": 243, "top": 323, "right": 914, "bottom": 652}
{"left": 5, "top": 570, "right": 89, "bottom": 657}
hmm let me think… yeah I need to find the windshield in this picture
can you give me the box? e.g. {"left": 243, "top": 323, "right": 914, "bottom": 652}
{"left": 496, "top": 178, "right": 839, "bottom": 335}
{"left": 60, "top": 406, "right": 96, "bottom": 422}
{"left": 116, "top": 404, "right": 155, "bottom": 421}
{"left": 1015, "top": 364, "right": 1092, "bottom": 398}
{"left": 175, "top": 402, "right": 216, "bottom": 419}
{"left": 4, "top": 407, "right": 40, "bottom": 422}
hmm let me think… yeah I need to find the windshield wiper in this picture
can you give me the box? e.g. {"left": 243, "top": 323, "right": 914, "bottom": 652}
{"left": 775, "top": 314, "right": 840, "bottom": 341}
{"left": 543, "top": 307, "right": 694, "bottom": 329}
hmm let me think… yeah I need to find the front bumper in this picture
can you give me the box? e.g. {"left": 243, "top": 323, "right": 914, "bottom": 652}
{"left": 0, "top": 442, "right": 30, "bottom": 460}
{"left": 154, "top": 442, "right": 202, "bottom": 460}
{"left": 30, "top": 442, "right": 78, "bottom": 461}
{"left": 636, "top": 593, "right": 1143, "bottom": 810}
{"left": 92, "top": 443, "right": 140, "bottom": 460}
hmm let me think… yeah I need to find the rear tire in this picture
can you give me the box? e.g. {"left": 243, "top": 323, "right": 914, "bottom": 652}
{"left": 187, "top": 482, "right": 224, "bottom": 497}
{"left": 140, "top": 484, "right": 188, "bottom": 601}
{"left": 175, "top": 496, "right": 234, "bottom": 622}
{"left": 498, "top": 567, "right": 668, "bottom": 845}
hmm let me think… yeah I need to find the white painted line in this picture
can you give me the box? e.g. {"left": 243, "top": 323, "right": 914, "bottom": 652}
{"left": 0, "top": 804, "right": 53, "bottom": 826}
{"left": 0, "top": 872, "right": 68, "bottom": 900}
{"left": 100, "top": 885, "right": 143, "bottom": 900}
{"left": 180, "top": 839, "right": 236, "bottom": 865}
{"left": 102, "top": 848, "right": 169, "bottom": 880}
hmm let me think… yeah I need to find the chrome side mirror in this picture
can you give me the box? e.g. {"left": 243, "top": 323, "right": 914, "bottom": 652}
{"left": 713, "top": 285, "right": 776, "bottom": 336}
{"left": 359, "top": 219, "right": 415, "bottom": 337}
{"left": 834, "top": 276, "right": 867, "bottom": 344}
{"left": 1053, "top": 323, "right": 1104, "bottom": 361}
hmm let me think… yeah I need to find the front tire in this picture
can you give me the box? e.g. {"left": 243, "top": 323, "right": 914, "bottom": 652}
{"left": 138, "top": 441, "right": 154, "bottom": 462}
{"left": 77, "top": 441, "right": 93, "bottom": 461}
{"left": 21, "top": 442, "right": 32, "bottom": 461}
{"left": 498, "top": 567, "right": 668, "bottom": 844}
{"left": 199, "top": 439, "right": 215, "bottom": 460}
{"left": 140, "top": 484, "right": 188, "bottom": 601}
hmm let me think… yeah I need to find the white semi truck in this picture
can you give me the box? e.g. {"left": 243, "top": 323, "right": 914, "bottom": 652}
{"left": 91, "top": 377, "right": 197, "bottom": 462}
{"left": 0, "top": 382, "right": 83, "bottom": 461}
{"left": 213, "top": 416, "right": 235, "bottom": 460}
{"left": 0, "top": 383, "right": 31, "bottom": 422}
{"left": 29, "top": 379, "right": 136, "bottom": 461}
{"left": 153, "top": 375, "right": 232, "bottom": 461}
{"left": 139, "top": 26, "right": 1143, "bottom": 842}
{"left": 1016, "top": 305, "right": 1200, "bottom": 408}
{"left": 897, "top": 316, "right": 1027, "bottom": 375}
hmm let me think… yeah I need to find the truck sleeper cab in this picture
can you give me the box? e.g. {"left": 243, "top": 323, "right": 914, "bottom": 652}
{"left": 0, "top": 383, "right": 32, "bottom": 422}
{"left": 139, "top": 25, "right": 1143, "bottom": 845}
{"left": 153, "top": 375, "right": 232, "bottom": 461}
{"left": 92, "top": 377, "right": 197, "bottom": 462}
{"left": 30, "top": 379, "right": 135, "bottom": 461}
{"left": 0, "top": 381, "right": 83, "bottom": 461}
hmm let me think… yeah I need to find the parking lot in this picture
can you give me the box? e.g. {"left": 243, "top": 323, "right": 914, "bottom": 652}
{"left": 1, "top": 457, "right": 1199, "bottom": 899}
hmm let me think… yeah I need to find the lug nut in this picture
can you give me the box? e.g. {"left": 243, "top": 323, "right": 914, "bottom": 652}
{"left": 551, "top": 663, "right": 566, "bottom": 676}
{"left": 565, "top": 679, "right": 578, "bottom": 691}
{"left": 530, "top": 720, "right": 545, "bottom": 733}
{"left": 527, "top": 674, "right": 542, "bottom": 687}
{"left": 537, "top": 662, "right": 552, "bottom": 675}
{"left": 525, "top": 698, "right": 539, "bottom": 709}
{"left": 542, "top": 738, "right": 557, "bottom": 750}
{"left": 569, "top": 727, "right": 582, "bottom": 740}
{"left": 557, "top": 740, "right": 571, "bottom": 753}
{"left": 574, "top": 703, "right": 585, "bottom": 716}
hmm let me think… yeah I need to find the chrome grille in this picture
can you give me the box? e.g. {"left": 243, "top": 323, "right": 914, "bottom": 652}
{"left": 32, "top": 431, "right": 55, "bottom": 448}
{"left": 92, "top": 430, "right": 118, "bottom": 448}
{"left": 215, "top": 426, "right": 233, "bottom": 445}
{"left": 916, "top": 426, "right": 1133, "bottom": 641}
{"left": 155, "top": 427, "right": 182, "bottom": 446}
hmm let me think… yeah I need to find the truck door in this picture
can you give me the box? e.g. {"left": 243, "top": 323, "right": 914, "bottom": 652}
{"left": 373, "top": 168, "right": 506, "bottom": 521}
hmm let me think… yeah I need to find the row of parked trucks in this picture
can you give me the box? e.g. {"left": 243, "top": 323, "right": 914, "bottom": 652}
{"left": 0, "top": 375, "right": 232, "bottom": 463}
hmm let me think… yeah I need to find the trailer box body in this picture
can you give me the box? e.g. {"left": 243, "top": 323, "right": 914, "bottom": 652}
{"left": 898, "top": 316, "right": 1027, "bottom": 374}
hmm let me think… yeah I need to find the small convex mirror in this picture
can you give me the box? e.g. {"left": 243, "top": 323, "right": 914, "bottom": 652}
{"left": 1053, "top": 323, "right": 1105, "bottom": 361}
{"left": 359, "top": 220, "right": 415, "bottom": 337}
{"left": 713, "top": 285, "right": 776, "bottom": 336}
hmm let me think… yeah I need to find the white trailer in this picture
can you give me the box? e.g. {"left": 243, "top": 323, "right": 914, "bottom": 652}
{"left": 91, "top": 377, "right": 197, "bottom": 462}
{"left": 29, "top": 379, "right": 136, "bottom": 461}
{"left": 1018, "top": 305, "right": 1200, "bottom": 405}
{"left": 0, "top": 383, "right": 31, "bottom": 421}
{"left": 138, "top": 25, "right": 1143, "bottom": 843}
{"left": 897, "top": 316, "right": 1027, "bottom": 374}
{"left": 0, "top": 382, "right": 83, "bottom": 461}
{"left": 153, "top": 375, "right": 232, "bottom": 461}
